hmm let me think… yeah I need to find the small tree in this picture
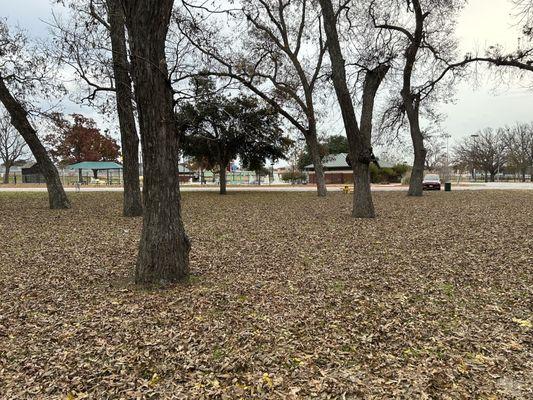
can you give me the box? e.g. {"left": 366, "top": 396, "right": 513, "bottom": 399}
{"left": 180, "top": 0, "right": 330, "bottom": 196}
{"left": 504, "top": 123, "right": 533, "bottom": 182}
{"left": 372, "top": 0, "right": 465, "bottom": 196}
{"left": 455, "top": 129, "right": 507, "bottom": 182}
{"left": 0, "top": 110, "right": 26, "bottom": 183}
{"left": 45, "top": 113, "right": 120, "bottom": 177}
{"left": 0, "top": 20, "right": 70, "bottom": 208}
{"left": 178, "top": 77, "right": 291, "bottom": 194}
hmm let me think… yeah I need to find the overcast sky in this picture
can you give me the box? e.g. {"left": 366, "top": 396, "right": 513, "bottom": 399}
{"left": 1, "top": 0, "right": 532, "bottom": 152}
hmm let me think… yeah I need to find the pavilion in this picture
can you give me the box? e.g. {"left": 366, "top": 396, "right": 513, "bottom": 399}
{"left": 68, "top": 161, "right": 123, "bottom": 184}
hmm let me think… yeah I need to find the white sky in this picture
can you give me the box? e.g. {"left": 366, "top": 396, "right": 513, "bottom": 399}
{"left": 1, "top": 0, "right": 532, "bottom": 152}
{"left": 439, "top": 0, "right": 533, "bottom": 139}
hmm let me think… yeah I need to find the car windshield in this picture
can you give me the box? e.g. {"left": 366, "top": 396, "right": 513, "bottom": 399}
{"left": 424, "top": 175, "right": 440, "bottom": 181}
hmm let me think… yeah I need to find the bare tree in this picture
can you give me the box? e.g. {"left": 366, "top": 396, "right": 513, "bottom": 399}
{"left": 0, "top": 110, "right": 26, "bottom": 183}
{"left": 51, "top": 0, "right": 143, "bottom": 217}
{"left": 424, "top": 136, "right": 446, "bottom": 172}
{"left": 122, "top": 0, "right": 190, "bottom": 284}
{"left": 371, "top": 0, "right": 465, "bottom": 196}
{"left": 455, "top": 129, "right": 507, "bottom": 182}
{"left": 0, "top": 20, "right": 70, "bottom": 209}
{"left": 503, "top": 123, "right": 533, "bottom": 181}
{"left": 180, "top": 0, "right": 329, "bottom": 196}
{"left": 318, "top": 0, "right": 390, "bottom": 218}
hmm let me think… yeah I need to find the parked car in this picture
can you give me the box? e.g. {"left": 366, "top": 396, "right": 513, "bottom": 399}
{"left": 422, "top": 174, "right": 441, "bottom": 190}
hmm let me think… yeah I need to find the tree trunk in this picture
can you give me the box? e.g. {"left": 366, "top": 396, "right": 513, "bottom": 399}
{"left": 219, "top": 166, "right": 227, "bottom": 195}
{"left": 318, "top": 0, "right": 375, "bottom": 217}
{"left": 107, "top": 0, "right": 143, "bottom": 217}
{"left": 408, "top": 139, "right": 426, "bottom": 196}
{"left": 306, "top": 130, "right": 327, "bottom": 197}
{"left": 0, "top": 77, "right": 70, "bottom": 209}
{"left": 352, "top": 162, "right": 374, "bottom": 218}
{"left": 123, "top": 0, "right": 190, "bottom": 284}
{"left": 3, "top": 164, "right": 11, "bottom": 184}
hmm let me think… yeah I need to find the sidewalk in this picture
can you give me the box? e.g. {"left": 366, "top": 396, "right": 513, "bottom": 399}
{"left": 1, "top": 182, "right": 532, "bottom": 192}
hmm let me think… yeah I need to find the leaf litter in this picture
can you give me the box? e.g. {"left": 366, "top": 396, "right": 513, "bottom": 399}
{"left": 0, "top": 190, "right": 531, "bottom": 399}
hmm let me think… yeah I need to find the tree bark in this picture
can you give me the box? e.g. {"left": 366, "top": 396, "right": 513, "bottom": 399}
{"left": 406, "top": 102, "right": 426, "bottom": 196}
{"left": 306, "top": 129, "right": 327, "bottom": 197}
{"left": 123, "top": 0, "right": 190, "bottom": 284}
{"left": 107, "top": 0, "right": 143, "bottom": 217}
{"left": 318, "top": 0, "right": 380, "bottom": 218}
{"left": 408, "top": 141, "right": 426, "bottom": 196}
{"left": 3, "top": 163, "right": 11, "bottom": 184}
{"left": 219, "top": 165, "right": 227, "bottom": 195}
{"left": 400, "top": 0, "right": 427, "bottom": 197}
{"left": 0, "top": 77, "right": 70, "bottom": 209}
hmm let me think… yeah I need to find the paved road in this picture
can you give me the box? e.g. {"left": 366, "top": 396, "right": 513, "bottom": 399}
{"left": 1, "top": 182, "right": 532, "bottom": 192}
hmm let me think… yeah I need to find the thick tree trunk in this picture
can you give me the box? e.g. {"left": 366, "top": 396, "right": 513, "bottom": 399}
{"left": 219, "top": 166, "right": 227, "bottom": 195}
{"left": 352, "top": 162, "right": 374, "bottom": 218}
{"left": 0, "top": 77, "right": 70, "bottom": 209}
{"left": 107, "top": 0, "right": 143, "bottom": 217}
{"left": 124, "top": 0, "right": 190, "bottom": 284}
{"left": 318, "top": 0, "right": 375, "bottom": 217}
{"left": 3, "top": 164, "right": 11, "bottom": 184}
{"left": 306, "top": 130, "right": 327, "bottom": 197}
{"left": 408, "top": 145, "right": 426, "bottom": 196}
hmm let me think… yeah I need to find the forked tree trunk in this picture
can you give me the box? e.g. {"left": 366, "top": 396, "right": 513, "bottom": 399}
{"left": 123, "top": 0, "right": 190, "bottom": 284}
{"left": 306, "top": 130, "right": 327, "bottom": 197}
{"left": 107, "top": 0, "right": 143, "bottom": 217}
{"left": 0, "top": 77, "right": 70, "bottom": 209}
{"left": 319, "top": 0, "right": 384, "bottom": 218}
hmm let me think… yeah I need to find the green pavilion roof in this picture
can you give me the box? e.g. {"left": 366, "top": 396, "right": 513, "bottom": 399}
{"left": 68, "top": 161, "right": 123, "bottom": 170}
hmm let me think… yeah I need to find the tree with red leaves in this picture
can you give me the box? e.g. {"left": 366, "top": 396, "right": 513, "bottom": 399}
{"left": 45, "top": 113, "right": 120, "bottom": 171}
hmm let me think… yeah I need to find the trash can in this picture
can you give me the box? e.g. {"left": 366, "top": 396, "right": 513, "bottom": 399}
{"left": 444, "top": 182, "right": 451, "bottom": 192}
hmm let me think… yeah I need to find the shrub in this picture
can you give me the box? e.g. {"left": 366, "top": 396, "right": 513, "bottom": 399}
{"left": 281, "top": 171, "right": 307, "bottom": 183}
{"left": 370, "top": 163, "right": 411, "bottom": 183}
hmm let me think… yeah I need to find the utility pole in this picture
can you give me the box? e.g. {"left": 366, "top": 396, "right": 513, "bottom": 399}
{"left": 470, "top": 134, "right": 479, "bottom": 182}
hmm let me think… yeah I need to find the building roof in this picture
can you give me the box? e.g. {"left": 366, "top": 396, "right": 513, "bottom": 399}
{"left": 304, "top": 153, "right": 395, "bottom": 170}
{"left": 304, "top": 153, "right": 350, "bottom": 170}
{"left": 68, "top": 161, "right": 123, "bottom": 170}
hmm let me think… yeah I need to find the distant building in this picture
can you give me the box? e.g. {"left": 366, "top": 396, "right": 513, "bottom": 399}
{"left": 178, "top": 165, "right": 194, "bottom": 183}
{"left": 21, "top": 163, "right": 46, "bottom": 184}
{"left": 304, "top": 153, "right": 394, "bottom": 184}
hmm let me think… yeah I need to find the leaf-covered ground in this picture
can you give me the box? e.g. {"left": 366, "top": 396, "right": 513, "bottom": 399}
{"left": 0, "top": 191, "right": 531, "bottom": 399}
